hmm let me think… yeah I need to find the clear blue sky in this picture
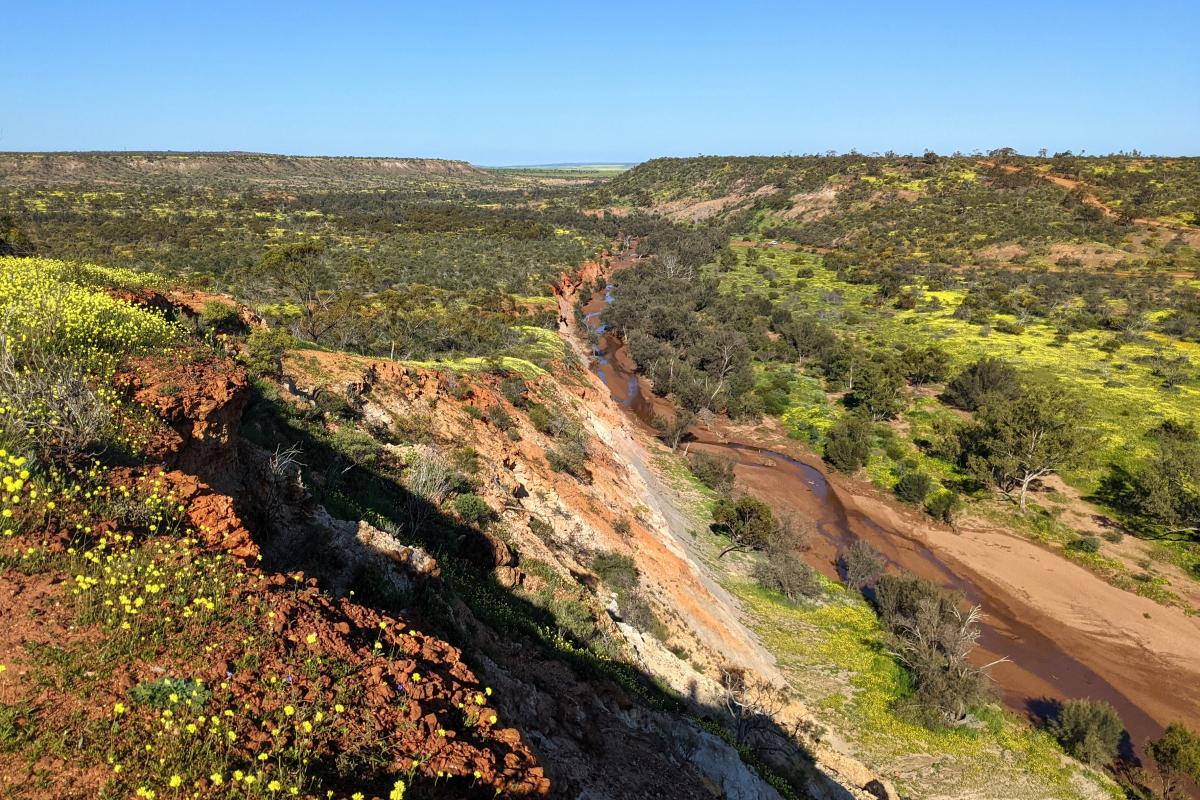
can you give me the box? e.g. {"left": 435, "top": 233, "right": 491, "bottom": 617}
{"left": 4, "top": 0, "right": 1197, "bottom": 163}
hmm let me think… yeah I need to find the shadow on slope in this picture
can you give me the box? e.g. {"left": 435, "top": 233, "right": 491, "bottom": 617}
{"left": 222, "top": 383, "right": 828, "bottom": 800}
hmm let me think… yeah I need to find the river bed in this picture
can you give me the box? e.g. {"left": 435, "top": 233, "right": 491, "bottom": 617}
{"left": 579, "top": 248, "right": 1172, "bottom": 759}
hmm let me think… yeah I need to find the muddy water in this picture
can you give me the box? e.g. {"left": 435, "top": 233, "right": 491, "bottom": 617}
{"left": 581, "top": 250, "right": 1165, "bottom": 755}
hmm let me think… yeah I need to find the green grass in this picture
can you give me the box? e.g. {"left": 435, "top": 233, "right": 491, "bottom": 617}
{"left": 641, "top": 441, "right": 1118, "bottom": 800}
{"left": 729, "top": 580, "right": 1116, "bottom": 799}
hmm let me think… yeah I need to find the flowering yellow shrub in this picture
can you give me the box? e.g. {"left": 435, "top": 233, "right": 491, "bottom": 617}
{"left": 0, "top": 256, "right": 179, "bottom": 367}
{"left": 0, "top": 257, "right": 181, "bottom": 522}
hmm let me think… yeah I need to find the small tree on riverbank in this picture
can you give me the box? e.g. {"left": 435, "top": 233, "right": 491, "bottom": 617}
{"left": 1049, "top": 699, "right": 1123, "bottom": 766}
{"left": 961, "top": 381, "right": 1086, "bottom": 512}
{"left": 825, "top": 412, "right": 873, "bottom": 473}
{"left": 654, "top": 409, "right": 695, "bottom": 450}
{"left": 712, "top": 495, "right": 778, "bottom": 557}
{"left": 1148, "top": 723, "right": 1200, "bottom": 799}
{"left": 840, "top": 540, "right": 886, "bottom": 592}
{"left": 875, "top": 573, "right": 997, "bottom": 725}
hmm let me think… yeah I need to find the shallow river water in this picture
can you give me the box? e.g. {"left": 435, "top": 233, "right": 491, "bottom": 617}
{"left": 580, "top": 251, "right": 1164, "bottom": 757}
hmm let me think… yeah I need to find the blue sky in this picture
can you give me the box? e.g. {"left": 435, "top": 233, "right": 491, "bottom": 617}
{"left": 3, "top": 0, "right": 1197, "bottom": 163}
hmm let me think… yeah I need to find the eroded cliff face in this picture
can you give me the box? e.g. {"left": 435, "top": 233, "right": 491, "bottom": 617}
{"left": 271, "top": 353, "right": 788, "bottom": 798}
{"left": 113, "top": 344, "right": 550, "bottom": 796}
{"left": 274, "top": 290, "right": 895, "bottom": 799}
{"left": 83, "top": 282, "right": 890, "bottom": 799}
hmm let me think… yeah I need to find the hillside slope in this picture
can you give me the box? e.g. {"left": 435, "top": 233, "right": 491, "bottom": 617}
{"left": 0, "top": 258, "right": 552, "bottom": 799}
{"left": 0, "top": 255, "right": 849, "bottom": 799}
{"left": 598, "top": 153, "right": 1200, "bottom": 269}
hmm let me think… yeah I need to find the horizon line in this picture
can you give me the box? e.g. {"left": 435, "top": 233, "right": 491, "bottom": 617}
{"left": 3, "top": 148, "right": 1199, "bottom": 163}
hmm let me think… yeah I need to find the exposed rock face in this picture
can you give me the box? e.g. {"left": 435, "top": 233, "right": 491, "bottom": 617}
{"left": 356, "top": 520, "right": 441, "bottom": 579}
{"left": 678, "top": 727, "right": 786, "bottom": 800}
{"left": 273, "top": 352, "right": 814, "bottom": 797}
{"left": 117, "top": 350, "right": 250, "bottom": 490}
{"left": 160, "top": 469, "right": 260, "bottom": 560}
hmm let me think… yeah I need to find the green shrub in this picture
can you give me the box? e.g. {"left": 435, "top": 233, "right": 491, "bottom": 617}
{"left": 712, "top": 494, "right": 779, "bottom": 557}
{"left": 390, "top": 411, "right": 434, "bottom": 443}
{"left": 824, "top": 413, "right": 872, "bottom": 473}
{"left": 242, "top": 327, "right": 294, "bottom": 378}
{"left": 328, "top": 426, "right": 379, "bottom": 474}
{"left": 894, "top": 471, "right": 932, "bottom": 504}
{"left": 199, "top": 299, "right": 241, "bottom": 332}
{"left": 500, "top": 376, "right": 529, "bottom": 407}
{"left": 754, "top": 545, "right": 823, "bottom": 601}
{"left": 1049, "top": 699, "right": 1123, "bottom": 766}
{"left": 621, "top": 591, "right": 670, "bottom": 641}
{"left": 531, "top": 404, "right": 576, "bottom": 439}
{"left": 452, "top": 493, "right": 493, "bottom": 526}
{"left": 450, "top": 446, "right": 480, "bottom": 475}
{"left": 315, "top": 389, "right": 358, "bottom": 420}
{"left": 547, "top": 438, "right": 589, "bottom": 480}
{"left": 527, "top": 403, "right": 553, "bottom": 434}
{"left": 486, "top": 405, "right": 515, "bottom": 430}
{"left": 942, "top": 357, "right": 1021, "bottom": 411}
{"left": 592, "top": 551, "right": 639, "bottom": 591}
{"left": 690, "top": 452, "right": 736, "bottom": 493}
{"left": 486, "top": 404, "right": 521, "bottom": 440}
{"left": 924, "top": 490, "right": 961, "bottom": 523}
{"left": 1067, "top": 536, "right": 1100, "bottom": 554}
{"left": 875, "top": 572, "right": 947, "bottom": 626}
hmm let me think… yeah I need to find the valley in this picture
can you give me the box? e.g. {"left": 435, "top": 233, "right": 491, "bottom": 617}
{"left": 1, "top": 151, "right": 1198, "bottom": 800}
{"left": 4, "top": 2, "right": 1198, "bottom": 797}
{"left": 581, "top": 244, "right": 1200, "bottom": 748}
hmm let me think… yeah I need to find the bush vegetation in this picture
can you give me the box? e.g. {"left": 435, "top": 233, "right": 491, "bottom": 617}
{"left": 1048, "top": 699, "right": 1123, "bottom": 766}
{"left": 873, "top": 573, "right": 995, "bottom": 726}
